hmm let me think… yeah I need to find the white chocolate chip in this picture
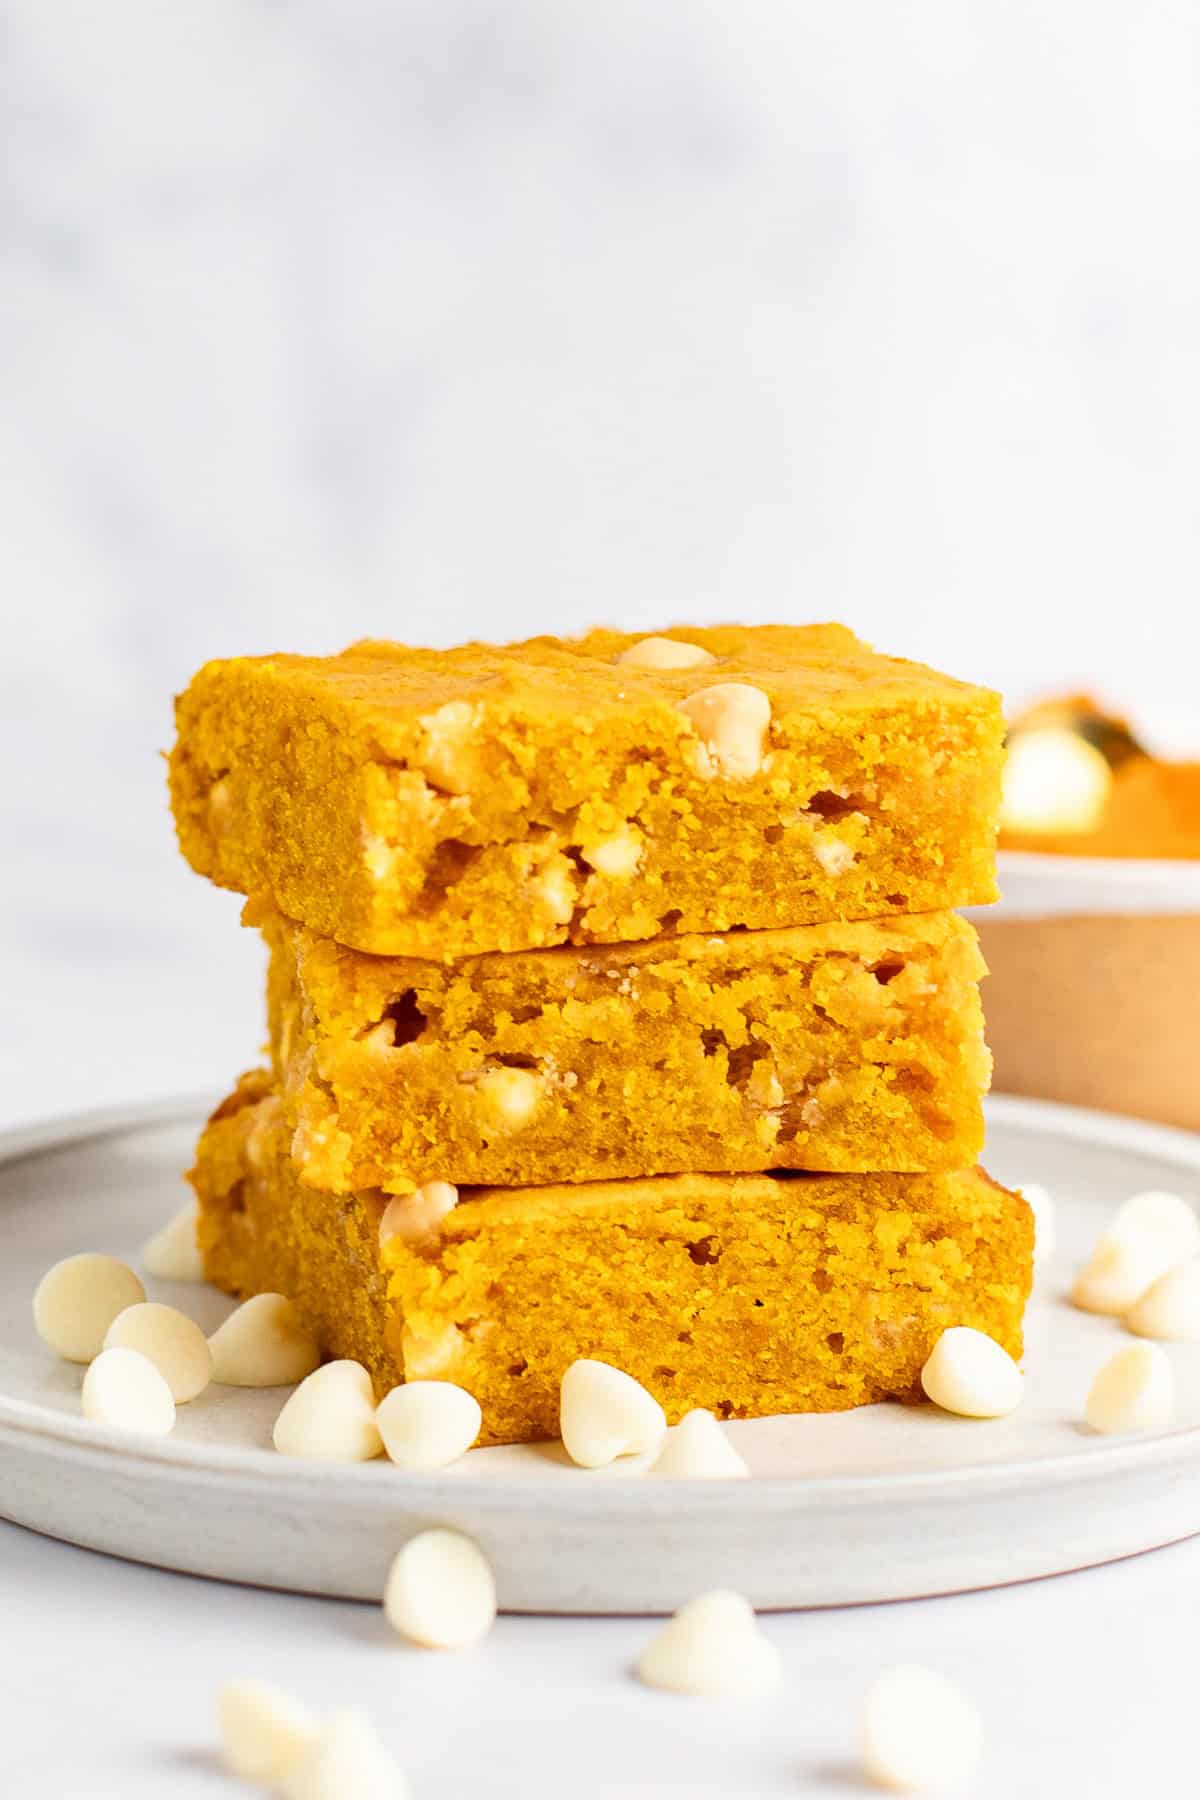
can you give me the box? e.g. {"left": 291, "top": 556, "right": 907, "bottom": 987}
{"left": 103, "top": 1302, "right": 212, "bottom": 1403}
{"left": 617, "top": 636, "right": 716, "bottom": 670}
{"left": 1113, "top": 1189, "right": 1200, "bottom": 1250}
{"left": 1021, "top": 1182, "right": 1056, "bottom": 1269}
{"left": 218, "top": 1680, "right": 317, "bottom": 1783}
{"left": 81, "top": 1346, "right": 176, "bottom": 1437}
{"left": 400, "top": 1321, "right": 467, "bottom": 1380}
{"left": 1071, "top": 1227, "right": 1193, "bottom": 1318}
{"left": 207, "top": 776, "right": 232, "bottom": 829}
{"left": 476, "top": 1066, "right": 543, "bottom": 1133}
{"left": 379, "top": 1182, "right": 459, "bottom": 1246}
{"left": 678, "top": 684, "right": 771, "bottom": 779}
{"left": 417, "top": 699, "right": 478, "bottom": 796}
{"left": 278, "top": 1707, "right": 408, "bottom": 1800}
{"left": 530, "top": 857, "right": 577, "bottom": 925}
{"left": 1086, "top": 1343, "right": 1175, "bottom": 1433}
{"left": 384, "top": 1528, "right": 497, "bottom": 1650}
{"left": 141, "top": 1200, "right": 206, "bottom": 1283}
{"left": 376, "top": 1381, "right": 482, "bottom": 1470}
{"left": 861, "top": 1664, "right": 983, "bottom": 1794}
{"left": 208, "top": 1293, "right": 322, "bottom": 1387}
{"left": 33, "top": 1254, "right": 146, "bottom": 1363}
{"left": 814, "top": 837, "right": 855, "bottom": 876}
{"left": 273, "top": 1360, "right": 383, "bottom": 1462}
{"left": 1125, "top": 1260, "right": 1200, "bottom": 1341}
{"left": 560, "top": 1358, "right": 667, "bottom": 1468}
{"left": 637, "top": 1590, "right": 781, "bottom": 1698}
{"left": 582, "top": 829, "right": 643, "bottom": 880}
{"left": 650, "top": 1409, "right": 750, "bottom": 1479}
{"left": 920, "top": 1327, "right": 1023, "bottom": 1419}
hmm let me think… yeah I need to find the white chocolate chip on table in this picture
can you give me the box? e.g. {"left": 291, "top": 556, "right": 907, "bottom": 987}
{"left": 81, "top": 1347, "right": 176, "bottom": 1437}
{"left": 379, "top": 1181, "right": 459, "bottom": 1245}
{"left": 861, "top": 1664, "right": 983, "bottom": 1794}
{"left": 273, "top": 1361, "right": 383, "bottom": 1462}
{"left": 376, "top": 1380, "right": 482, "bottom": 1470}
{"left": 103, "top": 1301, "right": 212, "bottom": 1403}
{"left": 559, "top": 1359, "right": 667, "bottom": 1468}
{"left": 650, "top": 1409, "right": 750, "bottom": 1479}
{"left": 1125, "top": 1260, "right": 1200, "bottom": 1340}
{"left": 617, "top": 636, "right": 716, "bottom": 670}
{"left": 141, "top": 1199, "right": 206, "bottom": 1282}
{"left": 1085, "top": 1343, "right": 1175, "bottom": 1434}
{"left": 637, "top": 1590, "right": 781, "bottom": 1698}
{"left": 384, "top": 1528, "right": 497, "bottom": 1650}
{"left": 218, "top": 1680, "right": 317, "bottom": 1784}
{"left": 677, "top": 683, "right": 771, "bottom": 779}
{"left": 920, "top": 1327, "right": 1023, "bottom": 1419}
{"left": 33, "top": 1253, "right": 145, "bottom": 1363}
{"left": 208, "top": 1292, "right": 321, "bottom": 1386}
{"left": 278, "top": 1707, "right": 408, "bottom": 1800}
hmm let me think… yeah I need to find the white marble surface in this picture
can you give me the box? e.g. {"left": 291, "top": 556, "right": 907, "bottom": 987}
{"left": 3, "top": 6, "right": 1200, "bottom": 1793}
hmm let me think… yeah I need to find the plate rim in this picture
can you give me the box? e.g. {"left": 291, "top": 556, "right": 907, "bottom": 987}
{"left": 3, "top": 1090, "right": 1200, "bottom": 1515}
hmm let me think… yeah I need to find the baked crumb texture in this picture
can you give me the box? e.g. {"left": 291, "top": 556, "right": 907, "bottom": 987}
{"left": 193, "top": 1074, "right": 1032, "bottom": 1446}
{"left": 170, "top": 624, "right": 1004, "bottom": 959}
{"left": 261, "top": 903, "right": 992, "bottom": 1192}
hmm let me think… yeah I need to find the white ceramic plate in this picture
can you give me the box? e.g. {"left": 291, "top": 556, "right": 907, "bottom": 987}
{"left": 2, "top": 1095, "right": 1199, "bottom": 1614}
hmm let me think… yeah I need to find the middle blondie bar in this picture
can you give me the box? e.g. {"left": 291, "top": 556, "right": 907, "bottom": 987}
{"left": 260, "top": 901, "right": 990, "bottom": 1193}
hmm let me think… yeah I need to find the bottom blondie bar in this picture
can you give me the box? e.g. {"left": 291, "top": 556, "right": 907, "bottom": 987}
{"left": 192, "top": 1073, "right": 1032, "bottom": 1446}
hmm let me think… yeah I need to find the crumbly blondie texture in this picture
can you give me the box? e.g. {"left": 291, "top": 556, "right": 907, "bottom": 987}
{"left": 170, "top": 625, "right": 1003, "bottom": 958}
{"left": 261, "top": 902, "right": 990, "bottom": 1192}
{"left": 193, "top": 1073, "right": 1032, "bottom": 1446}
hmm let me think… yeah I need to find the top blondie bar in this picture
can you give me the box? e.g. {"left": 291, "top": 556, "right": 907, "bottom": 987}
{"left": 170, "top": 624, "right": 1003, "bottom": 958}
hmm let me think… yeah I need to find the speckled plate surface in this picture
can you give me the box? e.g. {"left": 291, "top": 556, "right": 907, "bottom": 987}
{"left": 1, "top": 1095, "right": 1199, "bottom": 1614}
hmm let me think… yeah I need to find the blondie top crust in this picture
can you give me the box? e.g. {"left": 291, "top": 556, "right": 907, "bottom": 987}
{"left": 170, "top": 624, "right": 1003, "bottom": 958}
{"left": 261, "top": 902, "right": 990, "bottom": 1193}
{"left": 193, "top": 1073, "right": 1032, "bottom": 1446}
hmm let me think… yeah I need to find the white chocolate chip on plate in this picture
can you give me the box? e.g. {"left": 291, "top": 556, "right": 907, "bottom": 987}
{"left": 649, "top": 1409, "right": 750, "bottom": 1479}
{"left": 861, "top": 1664, "right": 983, "bottom": 1794}
{"left": 218, "top": 1680, "right": 317, "bottom": 1784}
{"left": 1125, "top": 1260, "right": 1200, "bottom": 1341}
{"left": 678, "top": 684, "right": 771, "bottom": 779}
{"left": 273, "top": 1361, "right": 383, "bottom": 1462}
{"left": 637, "top": 1590, "right": 781, "bottom": 1697}
{"left": 103, "top": 1301, "right": 212, "bottom": 1403}
{"left": 81, "top": 1346, "right": 176, "bottom": 1437}
{"left": 379, "top": 1181, "right": 458, "bottom": 1246}
{"left": 617, "top": 636, "right": 715, "bottom": 670}
{"left": 560, "top": 1359, "right": 667, "bottom": 1468}
{"left": 384, "top": 1528, "right": 497, "bottom": 1650}
{"left": 376, "top": 1381, "right": 482, "bottom": 1470}
{"left": 920, "top": 1328, "right": 1023, "bottom": 1419}
{"left": 1071, "top": 1227, "right": 1190, "bottom": 1318}
{"left": 33, "top": 1253, "right": 146, "bottom": 1363}
{"left": 208, "top": 1293, "right": 321, "bottom": 1387}
{"left": 141, "top": 1200, "right": 206, "bottom": 1282}
{"left": 277, "top": 1707, "right": 408, "bottom": 1800}
{"left": 1113, "top": 1189, "right": 1200, "bottom": 1248}
{"left": 1085, "top": 1343, "right": 1175, "bottom": 1434}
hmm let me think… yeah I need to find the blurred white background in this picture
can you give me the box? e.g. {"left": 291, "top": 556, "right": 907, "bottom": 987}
{"left": 3, "top": 1, "right": 1199, "bottom": 1129}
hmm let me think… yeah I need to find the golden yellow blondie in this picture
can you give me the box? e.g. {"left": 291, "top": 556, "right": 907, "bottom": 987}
{"left": 193, "top": 1073, "right": 1032, "bottom": 1446}
{"left": 170, "top": 625, "right": 1003, "bottom": 958}
{"left": 261, "top": 902, "right": 990, "bottom": 1192}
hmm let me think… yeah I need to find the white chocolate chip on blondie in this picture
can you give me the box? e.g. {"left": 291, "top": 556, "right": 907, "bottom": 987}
{"left": 379, "top": 1181, "right": 459, "bottom": 1245}
{"left": 476, "top": 1066, "right": 543, "bottom": 1133}
{"left": 678, "top": 683, "right": 771, "bottom": 779}
{"left": 582, "top": 829, "right": 643, "bottom": 880}
{"left": 617, "top": 636, "right": 716, "bottom": 670}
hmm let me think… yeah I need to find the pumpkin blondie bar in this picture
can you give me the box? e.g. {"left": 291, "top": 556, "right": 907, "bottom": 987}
{"left": 170, "top": 624, "right": 1004, "bottom": 958}
{"left": 192, "top": 1073, "right": 1032, "bottom": 1446}
{"left": 260, "top": 902, "right": 991, "bottom": 1192}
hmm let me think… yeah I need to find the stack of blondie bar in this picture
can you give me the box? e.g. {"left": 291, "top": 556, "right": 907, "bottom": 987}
{"left": 171, "top": 624, "right": 1032, "bottom": 1445}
